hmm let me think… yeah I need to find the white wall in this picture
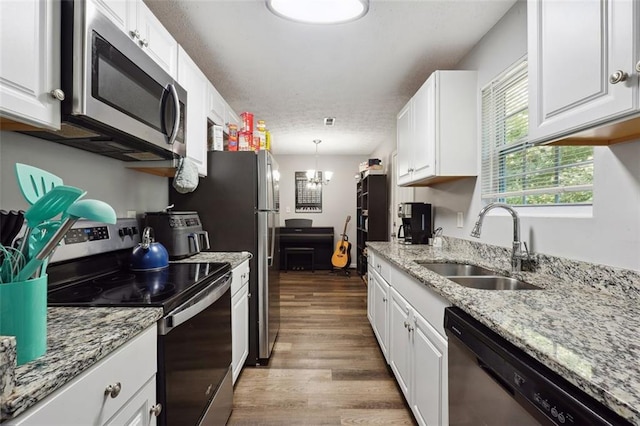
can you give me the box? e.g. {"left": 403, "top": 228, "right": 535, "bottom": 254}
{"left": 275, "top": 154, "right": 363, "bottom": 265}
{"left": 0, "top": 131, "right": 170, "bottom": 216}
{"left": 408, "top": 0, "right": 640, "bottom": 271}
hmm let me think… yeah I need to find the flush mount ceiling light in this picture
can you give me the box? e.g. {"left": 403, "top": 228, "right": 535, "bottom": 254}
{"left": 266, "top": 0, "right": 369, "bottom": 24}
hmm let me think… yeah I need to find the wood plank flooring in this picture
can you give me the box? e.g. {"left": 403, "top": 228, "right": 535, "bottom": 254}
{"left": 228, "top": 271, "right": 415, "bottom": 425}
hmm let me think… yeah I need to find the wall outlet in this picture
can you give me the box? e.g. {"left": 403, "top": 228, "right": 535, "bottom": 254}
{"left": 457, "top": 212, "right": 464, "bottom": 228}
{"left": 127, "top": 210, "right": 137, "bottom": 218}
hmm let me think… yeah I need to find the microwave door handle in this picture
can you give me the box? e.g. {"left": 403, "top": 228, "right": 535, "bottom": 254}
{"left": 167, "top": 83, "right": 180, "bottom": 145}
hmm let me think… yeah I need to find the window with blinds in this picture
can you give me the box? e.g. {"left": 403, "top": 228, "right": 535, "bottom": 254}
{"left": 481, "top": 58, "right": 594, "bottom": 206}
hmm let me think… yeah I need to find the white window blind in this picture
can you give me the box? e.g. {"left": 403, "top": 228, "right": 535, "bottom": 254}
{"left": 481, "top": 59, "right": 593, "bottom": 206}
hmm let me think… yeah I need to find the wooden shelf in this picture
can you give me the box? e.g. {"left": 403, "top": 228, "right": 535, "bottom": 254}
{"left": 356, "top": 172, "right": 388, "bottom": 276}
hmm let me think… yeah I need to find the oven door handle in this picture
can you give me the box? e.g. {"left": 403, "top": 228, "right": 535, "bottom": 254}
{"left": 159, "top": 273, "right": 231, "bottom": 335}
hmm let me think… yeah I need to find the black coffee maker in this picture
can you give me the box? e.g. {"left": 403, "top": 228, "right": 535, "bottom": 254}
{"left": 397, "top": 202, "right": 433, "bottom": 244}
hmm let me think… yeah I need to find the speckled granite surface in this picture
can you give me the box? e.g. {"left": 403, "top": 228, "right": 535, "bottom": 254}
{"left": 0, "top": 337, "right": 16, "bottom": 400}
{"left": 171, "top": 251, "right": 251, "bottom": 269}
{"left": 367, "top": 239, "right": 640, "bottom": 425}
{"left": 1, "top": 307, "right": 162, "bottom": 421}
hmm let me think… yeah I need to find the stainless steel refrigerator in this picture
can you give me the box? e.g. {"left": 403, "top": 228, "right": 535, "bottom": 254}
{"left": 169, "top": 150, "right": 280, "bottom": 364}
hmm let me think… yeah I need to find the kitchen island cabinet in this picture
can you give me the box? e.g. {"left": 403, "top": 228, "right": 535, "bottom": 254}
{"left": 528, "top": 0, "right": 640, "bottom": 145}
{"left": 1, "top": 307, "right": 162, "bottom": 423}
{"left": 0, "top": 0, "right": 61, "bottom": 130}
{"left": 366, "top": 240, "right": 640, "bottom": 425}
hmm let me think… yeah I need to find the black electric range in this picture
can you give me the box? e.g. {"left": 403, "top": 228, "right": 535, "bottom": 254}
{"left": 45, "top": 217, "right": 230, "bottom": 313}
{"left": 46, "top": 218, "right": 234, "bottom": 425}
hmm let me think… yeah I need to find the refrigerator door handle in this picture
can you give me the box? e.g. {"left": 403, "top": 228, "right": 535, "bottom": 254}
{"left": 268, "top": 221, "right": 275, "bottom": 267}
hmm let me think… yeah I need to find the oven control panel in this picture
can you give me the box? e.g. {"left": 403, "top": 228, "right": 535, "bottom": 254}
{"left": 64, "top": 226, "right": 110, "bottom": 244}
{"left": 50, "top": 218, "right": 141, "bottom": 263}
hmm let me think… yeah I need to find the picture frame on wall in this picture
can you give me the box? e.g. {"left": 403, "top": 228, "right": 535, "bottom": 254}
{"left": 295, "top": 171, "right": 322, "bottom": 213}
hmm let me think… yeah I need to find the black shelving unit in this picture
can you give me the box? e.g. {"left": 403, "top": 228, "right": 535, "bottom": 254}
{"left": 356, "top": 171, "right": 388, "bottom": 276}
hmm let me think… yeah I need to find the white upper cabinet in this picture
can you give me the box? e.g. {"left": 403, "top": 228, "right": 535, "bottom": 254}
{"left": 0, "top": 0, "right": 61, "bottom": 129}
{"left": 132, "top": 2, "right": 178, "bottom": 78}
{"left": 208, "top": 83, "right": 226, "bottom": 126}
{"left": 397, "top": 70, "right": 478, "bottom": 186}
{"left": 528, "top": 0, "right": 640, "bottom": 145}
{"left": 225, "top": 102, "right": 241, "bottom": 131}
{"left": 178, "top": 46, "right": 208, "bottom": 176}
{"left": 95, "top": 0, "right": 178, "bottom": 78}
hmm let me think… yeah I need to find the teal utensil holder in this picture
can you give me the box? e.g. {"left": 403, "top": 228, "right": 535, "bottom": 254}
{"left": 0, "top": 275, "right": 47, "bottom": 365}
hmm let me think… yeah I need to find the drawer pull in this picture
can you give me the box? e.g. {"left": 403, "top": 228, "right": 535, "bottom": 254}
{"left": 150, "top": 403, "right": 163, "bottom": 417}
{"left": 105, "top": 382, "right": 122, "bottom": 398}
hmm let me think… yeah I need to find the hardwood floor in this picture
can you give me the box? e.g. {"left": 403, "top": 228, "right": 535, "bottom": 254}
{"left": 228, "top": 270, "right": 415, "bottom": 425}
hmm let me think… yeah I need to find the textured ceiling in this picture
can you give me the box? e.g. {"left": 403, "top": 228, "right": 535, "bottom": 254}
{"left": 145, "top": 0, "right": 517, "bottom": 155}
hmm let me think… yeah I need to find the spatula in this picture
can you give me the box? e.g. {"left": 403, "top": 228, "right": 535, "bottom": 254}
{"left": 15, "top": 163, "right": 64, "bottom": 205}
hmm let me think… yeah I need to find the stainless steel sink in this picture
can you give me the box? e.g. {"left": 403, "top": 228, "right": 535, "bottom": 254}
{"left": 448, "top": 276, "right": 542, "bottom": 290}
{"left": 417, "top": 262, "right": 495, "bottom": 276}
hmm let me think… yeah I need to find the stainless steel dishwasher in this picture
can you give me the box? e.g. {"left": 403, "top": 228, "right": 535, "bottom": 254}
{"left": 444, "top": 307, "right": 631, "bottom": 426}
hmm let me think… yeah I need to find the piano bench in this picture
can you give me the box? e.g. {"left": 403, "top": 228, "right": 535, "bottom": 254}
{"left": 284, "top": 247, "right": 315, "bottom": 272}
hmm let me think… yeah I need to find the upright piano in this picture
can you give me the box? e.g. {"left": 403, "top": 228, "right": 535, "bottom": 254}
{"left": 279, "top": 226, "right": 335, "bottom": 270}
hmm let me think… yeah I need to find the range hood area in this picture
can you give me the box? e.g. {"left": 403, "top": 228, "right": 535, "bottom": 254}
{"left": 19, "top": 120, "right": 176, "bottom": 162}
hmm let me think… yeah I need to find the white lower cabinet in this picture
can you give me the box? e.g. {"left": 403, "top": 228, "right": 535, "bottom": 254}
{"left": 231, "top": 259, "right": 250, "bottom": 384}
{"left": 412, "top": 304, "right": 448, "bottom": 426}
{"left": 104, "top": 377, "right": 158, "bottom": 426}
{"left": 369, "top": 268, "right": 390, "bottom": 362}
{"left": 367, "top": 249, "right": 450, "bottom": 426}
{"left": 389, "top": 287, "right": 411, "bottom": 397}
{"left": 9, "top": 326, "right": 158, "bottom": 426}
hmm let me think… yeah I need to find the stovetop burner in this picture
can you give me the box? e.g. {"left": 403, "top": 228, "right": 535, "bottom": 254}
{"left": 48, "top": 261, "right": 231, "bottom": 313}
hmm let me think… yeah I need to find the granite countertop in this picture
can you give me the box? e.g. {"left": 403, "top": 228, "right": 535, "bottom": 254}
{"left": 367, "top": 239, "right": 640, "bottom": 425}
{"left": 171, "top": 251, "right": 252, "bottom": 269}
{"left": 0, "top": 307, "right": 163, "bottom": 421}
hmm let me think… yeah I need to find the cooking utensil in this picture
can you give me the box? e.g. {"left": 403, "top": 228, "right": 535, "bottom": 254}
{"left": 2, "top": 211, "right": 25, "bottom": 248}
{"left": 17, "top": 185, "right": 86, "bottom": 256}
{"left": 15, "top": 163, "right": 64, "bottom": 205}
{"left": 130, "top": 227, "right": 169, "bottom": 271}
{"left": 16, "top": 199, "right": 117, "bottom": 282}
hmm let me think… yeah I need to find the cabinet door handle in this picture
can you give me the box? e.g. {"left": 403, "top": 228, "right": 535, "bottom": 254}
{"left": 50, "top": 89, "right": 65, "bottom": 101}
{"left": 104, "top": 382, "right": 122, "bottom": 398}
{"left": 403, "top": 321, "right": 408, "bottom": 328}
{"left": 382, "top": 297, "right": 387, "bottom": 302}
{"left": 139, "top": 38, "right": 149, "bottom": 47}
{"left": 609, "top": 70, "right": 628, "bottom": 84}
{"left": 636, "top": 60, "right": 640, "bottom": 73}
{"left": 150, "top": 403, "right": 163, "bottom": 417}
{"left": 130, "top": 29, "right": 140, "bottom": 39}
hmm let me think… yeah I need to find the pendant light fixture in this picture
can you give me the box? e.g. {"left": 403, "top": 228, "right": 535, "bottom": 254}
{"left": 306, "top": 140, "right": 333, "bottom": 187}
{"left": 266, "top": 0, "right": 369, "bottom": 24}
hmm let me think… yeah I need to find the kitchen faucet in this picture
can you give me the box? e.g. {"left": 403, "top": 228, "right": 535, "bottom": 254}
{"left": 470, "top": 203, "right": 530, "bottom": 273}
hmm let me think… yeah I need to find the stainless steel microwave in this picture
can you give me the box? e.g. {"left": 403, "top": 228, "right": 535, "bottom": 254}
{"left": 22, "top": 0, "right": 186, "bottom": 161}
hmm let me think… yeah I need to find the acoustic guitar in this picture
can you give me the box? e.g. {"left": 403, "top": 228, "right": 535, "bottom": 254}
{"left": 331, "top": 215, "right": 352, "bottom": 269}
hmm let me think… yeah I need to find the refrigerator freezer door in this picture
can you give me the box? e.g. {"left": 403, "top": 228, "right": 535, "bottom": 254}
{"left": 258, "top": 210, "right": 280, "bottom": 359}
{"left": 257, "top": 150, "right": 280, "bottom": 212}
